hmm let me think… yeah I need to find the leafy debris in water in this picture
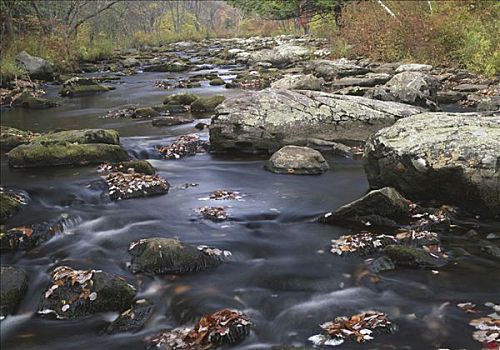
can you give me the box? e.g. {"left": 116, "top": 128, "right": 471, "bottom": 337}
{"left": 458, "top": 302, "right": 500, "bottom": 349}
{"left": 103, "top": 107, "right": 136, "bottom": 119}
{"left": 157, "top": 135, "right": 209, "bottom": 160}
{"left": 0, "top": 220, "right": 65, "bottom": 251}
{"left": 147, "top": 309, "right": 251, "bottom": 349}
{"left": 209, "top": 190, "right": 242, "bottom": 201}
{"left": 103, "top": 172, "right": 169, "bottom": 200}
{"left": 198, "top": 206, "right": 228, "bottom": 222}
{"left": 330, "top": 232, "right": 398, "bottom": 256}
{"left": 395, "top": 230, "right": 439, "bottom": 247}
{"left": 154, "top": 80, "right": 174, "bottom": 89}
{"left": 197, "top": 245, "right": 232, "bottom": 258}
{"left": 457, "top": 302, "right": 479, "bottom": 314}
{"left": 308, "top": 311, "right": 394, "bottom": 347}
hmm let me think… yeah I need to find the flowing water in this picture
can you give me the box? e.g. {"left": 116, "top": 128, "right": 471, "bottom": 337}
{"left": 1, "top": 64, "right": 499, "bottom": 350}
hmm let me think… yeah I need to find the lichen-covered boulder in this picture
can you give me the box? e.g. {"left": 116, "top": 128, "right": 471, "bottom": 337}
{"left": 37, "top": 266, "right": 136, "bottom": 319}
{"left": 369, "top": 72, "right": 441, "bottom": 110}
{"left": 210, "top": 89, "right": 423, "bottom": 153}
{"left": 128, "top": 237, "right": 230, "bottom": 275}
{"left": 364, "top": 112, "right": 500, "bottom": 218}
{"left": 0, "top": 266, "right": 28, "bottom": 319}
{"left": 265, "top": 146, "right": 329, "bottom": 175}
{"left": 60, "top": 77, "right": 112, "bottom": 97}
{"left": 271, "top": 74, "right": 324, "bottom": 91}
{"left": 15, "top": 51, "right": 54, "bottom": 80}
{"left": 321, "top": 187, "right": 411, "bottom": 227}
{"left": 0, "top": 126, "right": 37, "bottom": 152}
{"left": 191, "top": 95, "right": 225, "bottom": 113}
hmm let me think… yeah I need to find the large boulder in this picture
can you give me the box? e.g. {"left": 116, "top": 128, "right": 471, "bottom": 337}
{"left": 0, "top": 266, "right": 28, "bottom": 319}
{"left": 37, "top": 266, "right": 136, "bottom": 319}
{"left": 210, "top": 89, "right": 423, "bottom": 153}
{"left": 271, "top": 74, "right": 324, "bottom": 91}
{"left": 249, "top": 44, "right": 310, "bottom": 68}
{"left": 364, "top": 112, "right": 500, "bottom": 218}
{"left": 369, "top": 72, "right": 441, "bottom": 110}
{"left": 15, "top": 51, "right": 54, "bottom": 80}
{"left": 265, "top": 145, "right": 329, "bottom": 175}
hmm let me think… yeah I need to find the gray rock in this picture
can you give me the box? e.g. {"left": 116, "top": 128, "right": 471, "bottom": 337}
{"left": 105, "top": 299, "right": 153, "bottom": 334}
{"left": 271, "top": 74, "right": 324, "bottom": 90}
{"left": 210, "top": 88, "right": 423, "bottom": 153}
{"left": 452, "top": 84, "right": 489, "bottom": 92}
{"left": 249, "top": 44, "right": 310, "bottom": 68}
{"left": 265, "top": 146, "right": 329, "bottom": 175}
{"left": 306, "top": 59, "right": 371, "bottom": 80}
{"left": 383, "top": 245, "right": 446, "bottom": 268}
{"left": 1, "top": 266, "right": 28, "bottom": 318}
{"left": 330, "top": 73, "right": 392, "bottom": 88}
{"left": 437, "top": 91, "right": 466, "bottom": 104}
{"left": 122, "top": 57, "right": 139, "bottom": 68}
{"left": 321, "top": 187, "right": 411, "bottom": 227}
{"left": 15, "top": 51, "right": 54, "bottom": 80}
{"left": 152, "top": 116, "right": 194, "bottom": 127}
{"left": 143, "top": 61, "right": 189, "bottom": 72}
{"left": 395, "top": 64, "right": 433, "bottom": 73}
{"left": 364, "top": 112, "right": 500, "bottom": 218}
{"left": 37, "top": 266, "right": 136, "bottom": 319}
{"left": 369, "top": 72, "right": 441, "bottom": 110}
{"left": 477, "top": 95, "right": 500, "bottom": 111}
{"left": 191, "top": 95, "right": 225, "bottom": 113}
{"left": 128, "top": 237, "right": 230, "bottom": 275}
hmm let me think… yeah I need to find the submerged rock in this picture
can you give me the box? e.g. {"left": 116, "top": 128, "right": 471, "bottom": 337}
{"left": 364, "top": 112, "right": 500, "bottom": 218}
{"left": 128, "top": 237, "right": 230, "bottom": 275}
{"left": 0, "top": 266, "right": 28, "bottom": 319}
{"left": 191, "top": 95, "right": 225, "bottom": 113}
{"left": 271, "top": 74, "right": 324, "bottom": 91}
{"left": 37, "top": 266, "right": 136, "bottom": 319}
{"left": 369, "top": 72, "right": 440, "bottom": 110}
{"left": 210, "top": 89, "right": 422, "bottom": 153}
{"left": 147, "top": 309, "right": 251, "bottom": 349}
{"left": 60, "top": 77, "right": 113, "bottom": 97}
{"left": 265, "top": 145, "right": 329, "bottom": 175}
{"left": 105, "top": 299, "right": 153, "bottom": 334}
{"left": 321, "top": 187, "right": 411, "bottom": 227}
{"left": 0, "top": 219, "right": 65, "bottom": 251}
{"left": 0, "top": 126, "right": 38, "bottom": 152}
{"left": 15, "top": 51, "right": 54, "bottom": 80}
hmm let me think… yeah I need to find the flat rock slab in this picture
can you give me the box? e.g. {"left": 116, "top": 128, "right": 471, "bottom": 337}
{"left": 265, "top": 145, "right": 329, "bottom": 175}
{"left": 210, "top": 88, "right": 423, "bottom": 153}
{"left": 364, "top": 112, "right": 500, "bottom": 217}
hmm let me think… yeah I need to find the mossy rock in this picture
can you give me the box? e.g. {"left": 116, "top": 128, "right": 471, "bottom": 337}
{"left": 37, "top": 266, "right": 136, "bottom": 320}
{"left": 0, "top": 190, "right": 25, "bottom": 224}
{"left": 128, "top": 237, "right": 228, "bottom": 275}
{"left": 186, "top": 82, "right": 201, "bottom": 88}
{"left": 35, "top": 129, "right": 120, "bottom": 145}
{"left": 209, "top": 77, "right": 225, "bottom": 86}
{"left": 7, "top": 142, "right": 129, "bottom": 168}
{"left": 383, "top": 245, "right": 446, "bottom": 268}
{"left": 152, "top": 104, "right": 187, "bottom": 114}
{"left": 1, "top": 266, "right": 28, "bottom": 318}
{"left": 12, "top": 92, "right": 58, "bottom": 109}
{"left": 190, "top": 95, "right": 225, "bottom": 113}
{"left": 117, "top": 160, "right": 155, "bottom": 175}
{"left": 143, "top": 62, "right": 189, "bottom": 72}
{"left": 60, "top": 77, "right": 112, "bottom": 97}
{"left": 105, "top": 299, "right": 154, "bottom": 334}
{"left": 133, "top": 107, "right": 160, "bottom": 118}
{"left": 0, "top": 126, "right": 34, "bottom": 152}
{"left": 163, "top": 93, "right": 199, "bottom": 106}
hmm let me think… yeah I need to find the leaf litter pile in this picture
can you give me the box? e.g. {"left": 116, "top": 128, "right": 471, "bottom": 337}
{"left": 102, "top": 107, "right": 136, "bottom": 119}
{"left": 457, "top": 302, "right": 500, "bottom": 349}
{"left": 98, "top": 165, "right": 169, "bottom": 200}
{"left": 198, "top": 206, "right": 228, "bottom": 222}
{"left": 330, "top": 232, "right": 398, "bottom": 256}
{"left": 209, "top": 190, "right": 242, "bottom": 201}
{"left": 147, "top": 309, "right": 251, "bottom": 349}
{"left": 158, "top": 135, "right": 209, "bottom": 159}
{"left": 0, "top": 220, "right": 64, "bottom": 251}
{"left": 308, "top": 311, "right": 394, "bottom": 347}
{"left": 38, "top": 266, "right": 101, "bottom": 319}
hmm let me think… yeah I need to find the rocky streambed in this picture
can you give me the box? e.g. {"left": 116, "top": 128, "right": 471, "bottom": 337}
{"left": 1, "top": 35, "right": 499, "bottom": 350}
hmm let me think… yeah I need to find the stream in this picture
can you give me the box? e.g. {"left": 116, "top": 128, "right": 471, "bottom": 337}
{"left": 1, "top": 61, "right": 499, "bottom": 350}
